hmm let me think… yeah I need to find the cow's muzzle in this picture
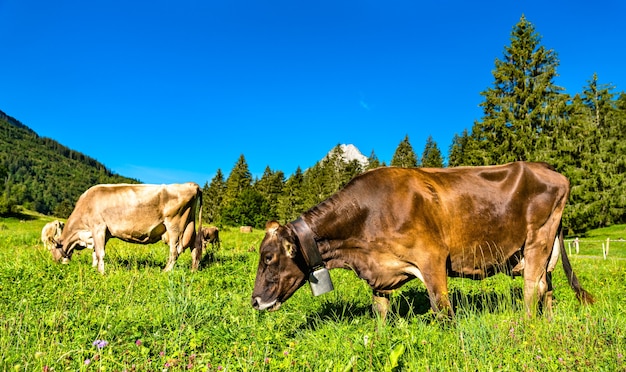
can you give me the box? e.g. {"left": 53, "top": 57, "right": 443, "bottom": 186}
{"left": 251, "top": 297, "right": 281, "bottom": 311}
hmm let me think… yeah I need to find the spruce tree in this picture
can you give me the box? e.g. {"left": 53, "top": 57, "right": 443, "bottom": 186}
{"left": 390, "top": 135, "right": 418, "bottom": 167}
{"left": 202, "top": 169, "right": 226, "bottom": 225}
{"left": 254, "top": 166, "right": 285, "bottom": 221}
{"left": 468, "top": 15, "right": 564, "bottom": 165}
{"left": 277, "top": 167, "right": 306, "bottom": 223}
{"left": 366, "top": 150, "right": 381, "bottom": 170}
{"left": 221, "top": 155, "right": 253, "bottom": 225}
{"left": 421, "top": 135, "right": 444, "bottom": 167}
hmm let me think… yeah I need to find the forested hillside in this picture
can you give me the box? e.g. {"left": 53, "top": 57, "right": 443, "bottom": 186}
{"left": 0, "top": 110, "right": 137, "bottom": 217}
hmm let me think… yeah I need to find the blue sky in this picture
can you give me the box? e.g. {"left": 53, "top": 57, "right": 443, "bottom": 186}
{"left": 1, "top": 0, "right": 624, "bottom": 185}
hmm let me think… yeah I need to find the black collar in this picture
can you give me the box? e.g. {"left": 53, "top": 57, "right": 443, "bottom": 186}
{"left": 291, "top": 217, "right": 324, "bottom": 271}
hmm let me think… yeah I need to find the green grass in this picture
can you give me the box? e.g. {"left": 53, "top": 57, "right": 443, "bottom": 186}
{"left": 1, "top": 215, "right": 624, "bottom": 371}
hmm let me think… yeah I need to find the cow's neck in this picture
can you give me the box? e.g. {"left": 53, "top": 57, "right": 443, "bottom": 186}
{"left": 300, "top": 199, "right": 368, "bottom": 272}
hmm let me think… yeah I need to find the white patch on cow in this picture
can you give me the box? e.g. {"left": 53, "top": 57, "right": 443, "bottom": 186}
{"left": 405, "top": 266, "right": 425, "bottom": 284}
{"left": 252, "top": 297, "right": 278, "bottom": 311}
{"left": 547, "top": 236, "right": 561, "bottom": 272}
{"left": 77, "top": 230, "right": 95, "bottom": 249}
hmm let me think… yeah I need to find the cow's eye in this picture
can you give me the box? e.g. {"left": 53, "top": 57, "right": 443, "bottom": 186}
{"left": 264, "top": 253, "right": 274, "bottom": 265}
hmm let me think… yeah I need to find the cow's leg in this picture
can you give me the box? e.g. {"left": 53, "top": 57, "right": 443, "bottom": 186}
{"left": 541, "top": 271, "right": 554, "bottom": 321}
{"left": 164, "top": 237, "right": 180, "bottom": 272}
{"left": 523, "top": 229, "right": 553, "bottom": 318}
{"left": 183, "top": 221, "right": 202, "bottom": 271}
{"left": 190, "top": 243, "right": 202, "bottom": 271}
{"left": 372, "top": 291, "right": 390, "bottom": 320}
{"left": 413, "top": 250, "right": 454, "bottom": 319}
{"left": 422, "top": 273, "right": 454, "bottom": 319}
{"left": 92, "top": 229, "right": 107, "bottom": 274}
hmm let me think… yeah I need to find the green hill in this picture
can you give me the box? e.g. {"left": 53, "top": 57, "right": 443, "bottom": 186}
{"left": 0, "top": 109, "right": 137, "bottom": 217}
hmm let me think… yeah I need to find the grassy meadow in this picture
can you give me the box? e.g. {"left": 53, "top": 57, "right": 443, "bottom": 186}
{"left": 0, "top": 212, "right": 624, "bottom": 371}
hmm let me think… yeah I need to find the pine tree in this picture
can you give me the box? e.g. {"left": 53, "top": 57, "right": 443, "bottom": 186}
{"left": 390, "top": 135, "right": 418, "bottom": 167}
{"left": 468, "top": 15, "right": 564, "bottom": 165}
{"left": 221, "top": 155, "right": 253, "bottom": 225}
{"left": 421, "top": 135, "right": 444, "bottom": 167}
{"left": 366, "top": 150, "right": 382, "bottom": 170}
{"left": 277, "top": 167, "right": 306, "bottom": 223}
{"left": 202, "top": 169, "right": 226, "bottom": 225}
{"left": 254, "top": 166, "right": 285, "bottom": 221}
{"left": 448, "top": 129, "right": 472, "bottom": 167}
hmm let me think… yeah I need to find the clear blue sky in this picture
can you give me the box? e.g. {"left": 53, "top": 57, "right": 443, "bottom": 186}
{"left": 1, "top": 0, "right": 624, "bottom": 185}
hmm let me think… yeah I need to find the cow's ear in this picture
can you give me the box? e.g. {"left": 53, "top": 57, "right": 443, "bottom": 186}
{"left": 266, "top": 220, "right": 280, "bottom": 234}
{"left": 282, "top": 240, "right": 297, "bottom": 258}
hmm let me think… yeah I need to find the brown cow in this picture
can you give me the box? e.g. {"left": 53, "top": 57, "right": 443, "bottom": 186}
{"left": 41, "top": 220, "right": 64, "bottom": 252}
{"left": 53, "top": 183, "right": 203, "bottom": 274}
{"left": 198, "top": 226, "right": 220, "bottom": 251}
{"left": 251, "top": 162, "right": 593, "bottom": 319}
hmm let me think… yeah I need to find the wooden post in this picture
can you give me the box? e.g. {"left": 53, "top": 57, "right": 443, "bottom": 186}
{"left": 574, "top": 237, "right": 579, "bottom": 254}
{"left": 568, "top": 241, "right": 571, "bottom": 256}
{"left": 606, "top": 238, "right": 610, "bottom": 255}
{"left": 602, "top": 243, "right": 607, "bottom": 260}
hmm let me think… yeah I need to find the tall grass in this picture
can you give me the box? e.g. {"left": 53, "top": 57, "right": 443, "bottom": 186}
{"left": 1, "top": 216, "right": 624, "bottom": 371}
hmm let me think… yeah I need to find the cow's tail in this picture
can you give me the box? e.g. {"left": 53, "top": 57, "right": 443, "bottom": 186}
{"left": 558, "top": 222, "right": 594, "bottom": 304}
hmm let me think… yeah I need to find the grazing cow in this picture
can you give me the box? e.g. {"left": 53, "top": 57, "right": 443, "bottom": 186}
{"left": 240, "top": 226, "right": 253, "bottom": 233}
{"left": 199, "top": 226, "right": 221, "bottom": 251}
{"left": 41, "top": 220, "right": 64, "bottom": 252}
{"left": 251, "top": 162, "right": 594, "bottom": 319}
{"left": 53, "top": 183, "right": 203, "bottom": 274}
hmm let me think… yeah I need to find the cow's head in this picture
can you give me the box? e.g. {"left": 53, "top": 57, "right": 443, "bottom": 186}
{"left": 53, "top": 230, "right": 94, "bottom": 263}
{"left": 251, "top": 221, "right": 308, "bottom": 311}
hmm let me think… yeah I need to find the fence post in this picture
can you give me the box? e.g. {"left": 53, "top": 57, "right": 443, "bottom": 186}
{"left": 574, "top": 237, "right": 579, "bottom": 254}
{"left": 602, "top": 243, "right": 607, "bottom": 260}
{"left": 568, "top": 241, "right": 571, "bottom": 256}
{"left": 606, "top": 238, "right": 610, "bottom": 255}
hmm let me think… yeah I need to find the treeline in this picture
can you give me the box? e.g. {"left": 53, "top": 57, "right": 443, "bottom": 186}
{"left": 0, "top": 111, "right": 137, "bottom": 216}
{"left": 202, "top": 16, "right": 625, "bottom": 234}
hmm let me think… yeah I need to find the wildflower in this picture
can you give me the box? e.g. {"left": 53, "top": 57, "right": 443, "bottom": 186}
{"left": 187, "top": 363, "right": 193, "bottom": 370}
{"left": 160, "top": 351, "right": 165, "bottom": 357}
{"left": 217, "top": 366, "right": 223, "bottom": 371}
{"left": 42, "top": 367, "right": 50, "bottom": 372}
{"left": 92, "top": 340, "right": 109, "bottom": 349}
{"left": 264, "top": 357, "right": 270, "bottom": 364}
{"left": 135, "top": 339, "right": 142, "bottom": 346}
{"left": 84, "top": 359, "right": 91, "bottom": 365}
{"left": 283, "top": 350, "right": 289, "bottom": 356}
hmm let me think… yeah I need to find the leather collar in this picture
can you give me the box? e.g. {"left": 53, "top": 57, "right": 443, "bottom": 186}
{"left": 291, "top": 217, "right": 324, "bottom": 270}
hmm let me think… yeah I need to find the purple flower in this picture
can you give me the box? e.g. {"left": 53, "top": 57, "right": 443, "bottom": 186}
{"left": 135, "top": 339, "right": 142, "bottom": 346}
{"left": 84, "top": 359, "right": 91, "bottom": 365}
{"left": 92, "top": 340, "right": 109, "bottom": 349}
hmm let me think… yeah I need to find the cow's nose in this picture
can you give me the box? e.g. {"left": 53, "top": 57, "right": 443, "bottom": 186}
{"left": 251, "top": 297, "right": 261, "bottom": 310}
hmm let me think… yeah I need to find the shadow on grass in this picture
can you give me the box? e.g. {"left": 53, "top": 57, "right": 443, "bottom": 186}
{"left": 299, "top": 284, "right": 525, "bottom": 330}
{"left": 394, "top": 285, "right": 524, "bottom": 317}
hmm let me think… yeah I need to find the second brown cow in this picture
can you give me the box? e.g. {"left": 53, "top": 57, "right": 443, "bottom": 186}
{"left": 251, "top": 162, "right": 593, "bottom": 319}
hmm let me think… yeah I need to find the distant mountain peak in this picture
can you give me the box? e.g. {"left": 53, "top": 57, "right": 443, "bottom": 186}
{"left": 325, "top": 144, "right": 369, "bottom": 168}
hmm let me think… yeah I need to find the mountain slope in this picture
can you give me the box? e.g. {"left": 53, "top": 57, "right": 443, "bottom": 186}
{"left": 0, "top": 109, "right": 137, "bottom": 217}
